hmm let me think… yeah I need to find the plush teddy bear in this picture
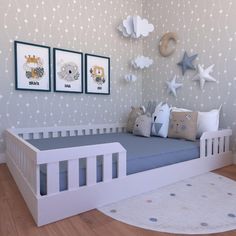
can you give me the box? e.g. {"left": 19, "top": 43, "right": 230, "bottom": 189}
{"left": 127, "top": 106, "right": 145, "bottom": 133}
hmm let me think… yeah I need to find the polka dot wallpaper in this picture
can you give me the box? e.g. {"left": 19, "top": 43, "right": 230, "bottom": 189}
{"left": 0, "top": 0, "right": 143, "bottom": 153}
{"left": 1, "top": 0, "right": 236, "bottom": 154}
{"left": 142, "top": 0, "right": 236, "bottom": 151}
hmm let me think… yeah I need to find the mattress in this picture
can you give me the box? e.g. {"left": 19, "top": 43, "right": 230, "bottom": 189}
{"left": 27, "top": 133, "right": 200, "bottom": 195}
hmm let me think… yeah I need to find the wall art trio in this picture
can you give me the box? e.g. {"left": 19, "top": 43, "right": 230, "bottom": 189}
{"left": 14, "top": 41, "right": 110, "bottom": 95}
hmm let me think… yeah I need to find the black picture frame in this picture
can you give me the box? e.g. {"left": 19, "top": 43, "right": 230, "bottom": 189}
{"left": 53, "top": 48, "right": 83, "bottom": 93}
{"left": 14, "top": 41, "right": 51, "bottom": 92}
{"left": 85, "top": 53, "right": 110, "bottom": 95}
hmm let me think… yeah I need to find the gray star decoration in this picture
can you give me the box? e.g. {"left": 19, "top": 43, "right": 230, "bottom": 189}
{"left": 166, "top": 75, "right": 183, "bottom": 97}
{"left": 192, "top": 64, "right": 216, "bottom": 90}
{"left": 177, "top": 52, "right": 198, "bottom": 75}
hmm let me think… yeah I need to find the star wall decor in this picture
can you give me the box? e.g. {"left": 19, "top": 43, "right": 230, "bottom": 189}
{"left": 192, "top": 64, "right": 216, "bottom": 90}
{"left": 166, "top": 75, "right": 183, "bottom": 97}
{"left": 177, "top": 52, "right": 198, "bottom": 75}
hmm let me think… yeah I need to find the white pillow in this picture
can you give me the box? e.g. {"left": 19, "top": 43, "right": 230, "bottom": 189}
{"left": 170, "top": 107, "right": 191, "bottom": 112}
{"left": 151, "top": 102, "right": 170, "bottom": 138}
{"left": 197, "top": 108, "right": 220, "bottom": 137}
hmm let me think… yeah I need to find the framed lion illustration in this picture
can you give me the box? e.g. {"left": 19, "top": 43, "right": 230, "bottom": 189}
{"left": 85, "top": 54, "right": 110, "bottom": 95}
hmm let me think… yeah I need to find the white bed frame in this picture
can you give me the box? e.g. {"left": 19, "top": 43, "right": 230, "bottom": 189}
{"left": 5, "top": 124, "right": 232, "bottom": 226}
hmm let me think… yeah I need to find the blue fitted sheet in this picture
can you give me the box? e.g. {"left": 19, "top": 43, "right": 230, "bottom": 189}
{"left": 26, "top": 133, "right": 200, "bottom": 195}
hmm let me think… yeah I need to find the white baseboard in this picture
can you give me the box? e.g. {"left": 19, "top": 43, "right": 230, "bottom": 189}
{"left": 0, "top": 153, "right": 6, "bottom": 164}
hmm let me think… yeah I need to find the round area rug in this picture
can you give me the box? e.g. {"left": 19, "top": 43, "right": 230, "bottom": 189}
{"left": 98, "top": 173, "right": 236, "bottom": 234}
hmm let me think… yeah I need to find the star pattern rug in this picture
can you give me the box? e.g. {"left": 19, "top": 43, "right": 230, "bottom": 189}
{"left": 98, "top": 172, "right": 236, "bottom": 234}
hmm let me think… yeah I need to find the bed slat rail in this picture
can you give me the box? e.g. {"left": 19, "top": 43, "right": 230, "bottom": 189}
{"left": 12, "top": 124, "right": 127, "bottom": 140}
{"left": 86, "top": 157, "right": 97, "bottom": 186}
{"left": 5, "top": 130, "right": 40, "bottom": 196}
{"left": 68, "top": 159, "right": 79, "bottom": 190}
{"left": 200, "top": 129, "right": 232, "bottom": 158}
{"left": 42, "top": 144, "right": 127, "bottom": 196}
{"left": 103, "top": 154, "right": 112, "bottom": 182}
{"left": 47, "top": 162, "right": 60, "bottom": 195}
{"left": 5, "top": 124, "right": 127, "bottom": 198}
{"left": 118, "top": 152, "right": 127, "bottom": 178}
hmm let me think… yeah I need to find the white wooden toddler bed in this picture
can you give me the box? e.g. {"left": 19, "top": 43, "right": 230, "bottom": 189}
{"left": 5, "top": 124, "right": 232, "bottom": 226}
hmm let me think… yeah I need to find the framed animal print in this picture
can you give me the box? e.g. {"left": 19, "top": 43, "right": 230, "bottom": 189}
{"left": 85, "top": 54, "right": 110, "bottom": 95}
{"left": 14, "top": 41, "right": 51, "bottom": 91}
{"left": 53, "top": 48, "right": 83, "bottom": 93}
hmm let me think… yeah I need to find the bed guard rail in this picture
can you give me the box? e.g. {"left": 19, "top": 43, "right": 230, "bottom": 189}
{"left": 5, "top": 126, "right": 127, "bottom": 198}
{"left": 200, "top": 129, "right": 232, "bottom": 158}
{"left": 9, "top": 123, "right": 127, "bottom": 140}
{"left": 37, "top": 143, "right": 127, "bottom": 196}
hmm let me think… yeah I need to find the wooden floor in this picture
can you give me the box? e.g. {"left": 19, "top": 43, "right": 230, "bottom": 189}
{"left": 1, "top": 164, "right": 236, "bottom": 236}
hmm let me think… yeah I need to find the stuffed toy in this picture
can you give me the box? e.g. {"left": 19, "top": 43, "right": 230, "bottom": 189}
{"left": 168, "top": 111, "right": 198, "bottom": 141}
{"left": 151, "top": 102, "right": 170, "bottom": 138}
{"left": 133, "top": 114, "right": 152, "bottom": 137}
{"left": 127, "top": 106, "right": 146, "bottom": 133}
{"left": 146, "top": 100, "right": 157, "bottom": 116}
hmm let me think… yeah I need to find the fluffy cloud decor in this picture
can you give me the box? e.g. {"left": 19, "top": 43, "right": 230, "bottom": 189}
{"left": 118, "top": 15, "right": 154, "bottom": 38}
{"left": 132, "top": 56, "right": 153, "bottom": 69}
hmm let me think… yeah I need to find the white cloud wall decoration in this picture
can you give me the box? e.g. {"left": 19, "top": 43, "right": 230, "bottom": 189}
{"left": 118, "top": 15, "right": 154, "bottom": 38}
{"left": 117, "top": 24, "right": 130, "bottom": 38}
{"left": 132, "top": 56, "right": 153, "bottom": 69}
{"left": 124, "top": 74, "right": 137, "bottom": 82}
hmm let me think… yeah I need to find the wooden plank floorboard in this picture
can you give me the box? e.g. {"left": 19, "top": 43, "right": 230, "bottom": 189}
{"left": 69, "top": 216, "right": 97, "bottom": 236}
{"left": 79, "top": 209, "right": 114, "bottom": 230}
{"left": 0, "top": 197, "right": 19, "bottom": 236}
{"left": 92, "top": 220, "right": 139, "bottom": 236}
{"left": 0, "top": 163, "right": 236, "bottom": 236}
{"left": 213, "top": 165, "right": 236, "bottom": 181}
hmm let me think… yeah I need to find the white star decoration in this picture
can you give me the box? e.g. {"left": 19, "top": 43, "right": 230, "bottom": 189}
{"left": 166, "top": 76, "right": 183, "bottom": 97}
{"left": 192, "top": 64, "right": 216, "bottom": 90}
